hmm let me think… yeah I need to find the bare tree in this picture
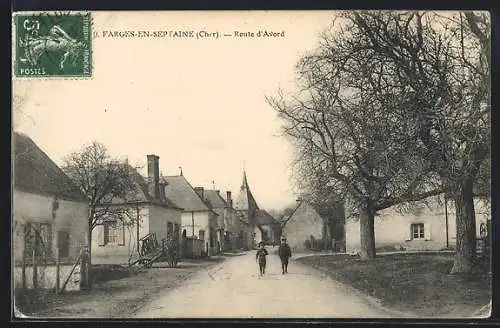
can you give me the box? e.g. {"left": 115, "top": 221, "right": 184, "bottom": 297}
{"left": 267, "top": 13, "right": 445, "bottom": 260}
{"left": 62, "top": 142, "right": 137, "bottom": 265}
{"left": 345, "top": 11, "right": 490, "bottom": 273}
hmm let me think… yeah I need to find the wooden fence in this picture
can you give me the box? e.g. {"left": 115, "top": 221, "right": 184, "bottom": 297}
{"left": 14, "top": 246, "right": 91, "bottom": 294}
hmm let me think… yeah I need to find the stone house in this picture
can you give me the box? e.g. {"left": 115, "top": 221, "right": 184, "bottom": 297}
{"left": 254, "top": 209, "right": 281, "bottom": 245}
{"left": 344, "top": 193, "right": 490, "bottom": 253}
{"left": 92, "top": 154, "right": 183, "bottom": 265}
{"left": 199, "top": 189, "right": 227, "bottom": 254}
{"left": 12, "top": 132, "right": 89, "bottom": 290}
{"left": 221, "top": 191, "right": 253, "bottom": 251}
{"left": 164, "top": 174, "right": 218, "bottom": 257}
{"left": 280, "top": 201, "right": 326, "bottom": 251}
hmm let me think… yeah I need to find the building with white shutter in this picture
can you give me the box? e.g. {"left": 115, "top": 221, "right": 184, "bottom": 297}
{"left": 345, "top": 193, "right": 490, "bottom": 253}
{"left": 92, "top": 155, "right": 183, "bottom": 265}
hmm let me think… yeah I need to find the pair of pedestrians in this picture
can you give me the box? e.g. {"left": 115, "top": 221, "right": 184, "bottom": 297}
{"left": 255, "top": 237, "right": 292, "bottom": 276}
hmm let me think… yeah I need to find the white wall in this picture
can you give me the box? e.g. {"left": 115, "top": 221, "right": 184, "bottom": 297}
{"left": 345, "top": 196, "right": 490, "bottom": 253}
{"left": 148, "top": 205, "right": 182, "bottom": 243}
{"left": 91, "top": 206, "right": 149, "bottom": 265}
{"left": 254, "top": 226, "right": 263, "bottom": 244}
{"left": 282, "top": 203, "right": 324, "bottom": 251}
{"left": 181, "top": 211, "right": 211, "bottom": 254}
{"left": 13, "top": 190, "right": 88, "bottom": 263}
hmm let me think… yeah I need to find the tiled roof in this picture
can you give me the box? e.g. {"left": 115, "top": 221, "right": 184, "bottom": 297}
{"left": 281, "top": 201, "right": 304, "bottom": 227}
{"left": 203, "top": 190, "right": 227, "bottom": 209}
{"left": 108, "top": 168, "right": 182, "bottom": 209}
{"left": 255, "top": 209, "right": 279, "bottom": 226}
{"left": 13, "top": 132, "right": 87, "bottom": 202}
{"left": 164, "top": 175, "right": 211, "bottom": 212}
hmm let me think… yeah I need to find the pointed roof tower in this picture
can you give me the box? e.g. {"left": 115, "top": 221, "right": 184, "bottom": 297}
{"left": 235, "top": 170, "right": 259, "bottom": 211}
{"left": 234, "top": 171, "right": 260, "bottom": 227}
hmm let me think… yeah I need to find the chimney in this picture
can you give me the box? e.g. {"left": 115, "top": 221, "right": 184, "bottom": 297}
{"left": 147, "top": 154, "right": 160, "bottom": 199}
{"left": 226, "top": 191, "right": 232, "bottom": 208}
{"left": 158, "top": 181, "right": 166, "bottom": 201}
{"left": 194, "top": 187, "right": 204, "bottom": 200}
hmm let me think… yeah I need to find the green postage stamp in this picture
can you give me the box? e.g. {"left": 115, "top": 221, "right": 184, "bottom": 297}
{"left": 13, "top": 11, "right": 92, "bottom": 77}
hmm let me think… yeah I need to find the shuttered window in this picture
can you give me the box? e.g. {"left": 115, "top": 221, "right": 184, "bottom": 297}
{"left": 98, "top": 220, "right": 125, "bottom": 246}
{"left": 411, "top": 223, "right": 425, "bottom": 240}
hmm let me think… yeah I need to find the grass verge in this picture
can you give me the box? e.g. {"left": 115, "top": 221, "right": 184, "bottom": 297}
{"left": 296, "top": 253, "right": 491, "bottom": 318}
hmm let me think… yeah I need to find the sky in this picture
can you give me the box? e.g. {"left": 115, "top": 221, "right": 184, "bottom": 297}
{"left": 13, "top": 11, "right": 339, "bottom": 211}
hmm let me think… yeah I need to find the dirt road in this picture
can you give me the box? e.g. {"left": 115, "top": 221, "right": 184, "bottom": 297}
{"left": 135, "top": 251, "right": 408, "bottom": 318}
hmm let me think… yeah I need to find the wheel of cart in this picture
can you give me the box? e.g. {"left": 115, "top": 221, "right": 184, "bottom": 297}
{"left": 480, "top": 222, "right": 487, "bottom": 239}
{"left": 129, "top": 233, "right": 164, "bottom": 269}
{"left": 478, "top": 221, "right": 491, "bottom": 263}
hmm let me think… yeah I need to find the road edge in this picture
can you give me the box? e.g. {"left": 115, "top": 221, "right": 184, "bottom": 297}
{"left": 292, "top": 257, "right": 419, "bottom": 319}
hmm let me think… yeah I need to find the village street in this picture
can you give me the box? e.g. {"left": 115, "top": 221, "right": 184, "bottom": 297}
{"left": 134, "top": 251, "right": 409, "bottom": 318}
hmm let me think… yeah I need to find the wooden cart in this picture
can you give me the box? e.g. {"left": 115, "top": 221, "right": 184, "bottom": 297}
{"left": 129, "top": 233, "right": 163, "bottom": 268}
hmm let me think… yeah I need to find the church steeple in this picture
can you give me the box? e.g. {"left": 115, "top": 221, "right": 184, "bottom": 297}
{"left": 234, "top": 170, "right": 259, "bottom": 220}
{"left": 241, "top": 170, "right": 249, "bottom": 190}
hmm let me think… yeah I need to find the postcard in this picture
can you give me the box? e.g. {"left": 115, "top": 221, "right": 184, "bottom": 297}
{"left": 12, "top": 10, "right": 491, "bottom": 319}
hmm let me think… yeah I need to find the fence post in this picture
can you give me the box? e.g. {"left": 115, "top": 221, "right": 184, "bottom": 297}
{"left": 32, "top": 249, "right": 37, "bottom": 290}
{"left": 21, "top": 252, "right": 27, "bottom": 292}
{"left": 79, "top": 247, "right": 90, "bottom": 291}
{"left": 55, "top": 247, "right": 60, "bottom": 294}
{"left": 86, "top": 247, "right": 91, "bottom": 290}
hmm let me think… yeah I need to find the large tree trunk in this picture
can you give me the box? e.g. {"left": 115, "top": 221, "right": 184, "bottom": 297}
{"left": 323, "top": 218, "right": 332, "bottom": 251}
{"left": 359, "top": 206, "right": 376, "bottom": 260}
{"left": 450, "top": 176, "right": 477, "bottom": 274}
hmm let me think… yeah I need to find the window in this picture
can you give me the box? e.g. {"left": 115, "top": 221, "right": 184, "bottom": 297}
{"left": 24, "top": 222, "right": 53, "bottom": 258}
{"left": 199, "top": 230, "right": 205, "bottom": 240}
{"left": 103, "top": 220, "right": 125, "bottom": 245}
{"left": 411, "top": 223, "right": 425, "bottom": 240}
{"left": 167, "top": 222, "right": 174, "bottom": 236}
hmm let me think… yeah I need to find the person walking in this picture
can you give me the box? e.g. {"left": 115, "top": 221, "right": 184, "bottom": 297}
{"left": 255, "top": 242, "right": 269, "bottom": 276}
{"left": 278, "top": 237, "right": 292, "bottom": 274}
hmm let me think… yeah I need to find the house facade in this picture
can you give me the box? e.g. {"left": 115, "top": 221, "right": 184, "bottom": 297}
{"left": 254, "top": 209, "right": 281, "bottom": 245}
{"left": 13, "top": 132, "right": 89, "bottom": 265}
{"left": 92, "top": 155, "right": 183, "bottom": 265}
{"left": 13, "top": 132, "right": 89, "bottom": 291}
{"left": 221, "top": 191, "right": 253, "bottom": 251}
{"left": 164, "top": 175, "right": 218, "bottom": 257}
{"left": 281, "top": 201, "right": 325, "bottom": 251}
{"left": 233, "top": 171, "right": 263, "bottom": 249}
{"left": 344, "top": 194, "right": 491, "bottom": 253}
{"left": 202, "top": 189, "right": 228, "bottom": 254}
